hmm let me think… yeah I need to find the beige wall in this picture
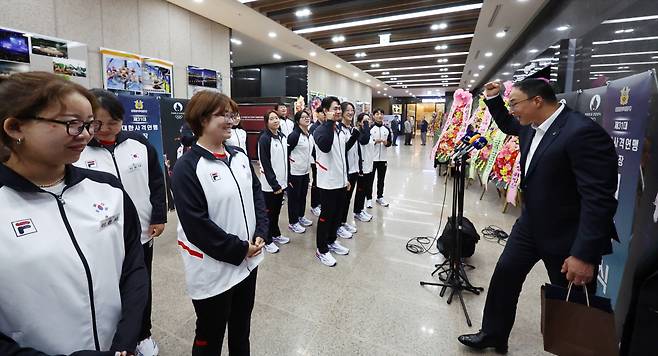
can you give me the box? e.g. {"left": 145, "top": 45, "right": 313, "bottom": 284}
{"left": 0, "top": 0, "right": 231, "bottom": 97}
{"left": 307, "top": 62, "right": 372, "bottom": 104}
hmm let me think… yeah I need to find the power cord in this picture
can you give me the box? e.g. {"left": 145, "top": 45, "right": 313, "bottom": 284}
{"left": 481, "top": 225, "right": 509, "bottom": 246}
{"left": 406, "top": 176, "right": 449, "bottom": 255}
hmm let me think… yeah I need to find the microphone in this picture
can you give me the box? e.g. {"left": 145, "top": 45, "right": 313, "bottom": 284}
{"left": 451, "top": 137, "right": 488, "bottom": 160}
{"left": 454, "top": 130, "right": 476, "bottom": 151}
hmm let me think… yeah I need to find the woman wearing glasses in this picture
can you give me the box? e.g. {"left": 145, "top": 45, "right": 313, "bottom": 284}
{"left": 0, "top": 72, "right": 148, "bottom": 355}
{"left": 171, "top": 91, "right": 266, "bottom": 356}
{"left": 74, "top": 89, "right": 167, "bottom": 356}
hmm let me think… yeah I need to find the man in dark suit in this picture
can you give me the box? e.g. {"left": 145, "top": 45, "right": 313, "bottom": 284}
{"left": 458, "top": 79, "right": 619, "bottom": 353}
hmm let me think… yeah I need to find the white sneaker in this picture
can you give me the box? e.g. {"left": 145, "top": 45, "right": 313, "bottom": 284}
{"left": 264, "top": 242, "right": 280, "bottom": 253}
{"left": 376, "top": 197, "right": 390, "bottom": 207}
{"left": 136, "top": 337, "right": 159, "bottom": 356}
{"left": 288, "top": 223, "right": 306, "bottom": 234}
{"left": 354, "top": 211, "right": 372, "bottom": 222}
{"left": 336, "top": 226, "right": 353, "bottom": 239}
{"left": 342, "top": 222, "right": 357, "bottom": 233}
{"left": 366, "top": 199, "right": 373, "bottom": 209}
{"left": 328, "top": 241, "right": 350, "bottom": 255}
{"left": 273, "top": 235, "right": 290, "bottom": 244}
{"left": 311, "top": 206, "right": 321, "bottom": 216}
{"left": 362, "top": 210, "right": 373, "bottom": 220}
{"left": 316, "top": 249, "right": 337, "bottom": 267}
{"left": 298, "top": 216, "right": 313, "bottom": 227}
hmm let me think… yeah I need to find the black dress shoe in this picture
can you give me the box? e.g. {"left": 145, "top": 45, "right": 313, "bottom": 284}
{"left": 458, "top": 331, "right": 508, "bottom": 354}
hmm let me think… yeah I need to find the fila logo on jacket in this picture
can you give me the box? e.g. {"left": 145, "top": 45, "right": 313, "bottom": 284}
{"left": 0, "top": 165, "right": 147, "bottom": 354}
{"left": 171, "top": 144, "right": 268, "bottom": 299}
{"left": 75, "top": 132, "right": 167, "bottom": 244}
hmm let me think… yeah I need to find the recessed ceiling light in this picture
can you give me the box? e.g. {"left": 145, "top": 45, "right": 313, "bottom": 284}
{"left": 529, "top": 49, "right": 539, "bottom": 53}
{"left": 478, "top": 64, "right": 485, "bottom": 70}
{"left": 371, "top": 63, "right": 380, "bottom": 68}
{"left": 441, "top": 75, "right": 448, "bottom": 78}
{"left": 382, "top": 71, "right": 390, "bottom": 75}
{"left": 230, "top": 38, "right": 242, "bottom": 45}
{"left": 384, "top": 88, "right": 388, "bottom": 91}
{"left": 273, "top": 53, "right": 282, "bottom": 60}
{"left": 353, "top": 73, "right": 360, "bottom": 77}
{"left": 194, "top": 0, "right": 203, "bottom": 3}
{"left": 512, "top": 63, "right": 521, "bottom": 66}
{"left": 591, "top": 50, "right": 658, "bottom": 58}
{"left": 484, "top": 51, "right": 493, "bottom": 57}
{"left": 377, "top": 91, "right": 381, "bottom": 94}
{"left": 355, "top": 52, "right": 367, "bottom": 58}
{"left": 294, "top": 5, "right": 481, "bottom": 34}
{"left": 496, "top": 30, "right": 507, "bottom": 38}
{"left": 309, "top": 51, "right": 317, "bottom": 57}
{"left": 230, "top": 51, "right": 233, "bottom": 55}
{"left": 556, "top": 25, "right": 570, "bottom": 31}
{"left": 614, "top": 29, "right": 635, "bottom": 34}
{"left": 295, "top": 8, "right": 312, "bottom": 17}
{"left": 390, "top": 77, "right": 397, "bottom": 80}
{"left": 366, "top": 79, "right": 371, "bottom": 83}
{"left": 335, "top": 64, "right": 342, "bottom": 68}
{"left": 495, "top": 78, "right": 501, "bottom": 81}
{"left": 435, "top": 44, "right": 449, "bottom": 50}
{"left": 593, "top": 36, "right": 658, "bottom": 45}
{"left": 376, "top": 84, "right": 380, "bottom": 87}
{"left": 331, "top": 35, "right": 346, "bottom": 43}
{"left": 590, "top": 60, "right": 658, "bottom": 67}
{"left": 473, "top": 73, "right": 479, "bottom": 77}
{"left": 437, "top": 58, "right": 449, "bottom": 63}
{"left": 268, "top": 32, "right": 277, "bottom": 38}
{"left": 440, "top": 68, "right": 448, "bottom": 71}
{"left": 502, "top": 72, "right": 510, "bottom": 75}
{"left": 470, "top": 79, "right": 475, "bottom": 83}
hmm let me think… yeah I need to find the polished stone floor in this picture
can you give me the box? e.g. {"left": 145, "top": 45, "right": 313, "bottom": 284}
{"left": 151, "top": 137, "right": 552, "bottom": 355}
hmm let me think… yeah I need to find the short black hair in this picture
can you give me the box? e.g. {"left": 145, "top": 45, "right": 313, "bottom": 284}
{"left": 356, "top": 112, "right": 370, "bottom": 123}
{"left": 314, "top": 106, "right": 324, "bottom": 114}
{"left": 274, "top": 102, "right": 287, "bottom": 110}
{"left": 294, "top": 110, "right": 309, "bottom": 123}
{"left": 90, "top": 88, "right": 124, "bottom": 121}
{"left": 512, "top": 78, "right": 557, "bottom": 103}
{"left": 373, "top": 108, "right": 384, "bottom": 115}
{"left": 321, "top": 96, "right": 340, "bottom": 111}
{"left": 340, "top": 101, "right": 354, "bottom": 114}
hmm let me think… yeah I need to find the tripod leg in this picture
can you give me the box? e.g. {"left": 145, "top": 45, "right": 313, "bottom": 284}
{"left": 456, "top": 288, "right": 473, "bottom": 327}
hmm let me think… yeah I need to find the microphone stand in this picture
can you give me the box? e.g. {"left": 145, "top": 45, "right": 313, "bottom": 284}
{"left": 420, "top": 153, "right": 484, "bottom": 327}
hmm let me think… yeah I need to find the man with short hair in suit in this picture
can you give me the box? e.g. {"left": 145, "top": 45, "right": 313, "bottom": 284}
{"left": 458, "top": 78, "right": 619, "bottom": 353}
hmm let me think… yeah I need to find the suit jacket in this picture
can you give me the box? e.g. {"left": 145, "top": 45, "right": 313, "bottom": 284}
{"left": 486, "top": 95, "right": 618, "bottom": 264}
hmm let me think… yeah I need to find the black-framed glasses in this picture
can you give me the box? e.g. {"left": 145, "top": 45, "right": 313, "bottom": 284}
{"left": 509, "top": 96, "right": 537, "bottom": 110}
{"left": 32, "top": 117, "right": 102, "bottom": 136}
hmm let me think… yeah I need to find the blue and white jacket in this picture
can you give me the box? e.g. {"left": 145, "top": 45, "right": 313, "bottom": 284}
{"left": 0, "top": 164, "right": 147, "bottom": 355}
{"left": 75, "top": 132, "right": 167, "bottom": 244}
{"left": 172, "top": 144, "right": 267, "bottom": 300}
{"left": 312, "top": 121, "right": 359, "bottom": 190}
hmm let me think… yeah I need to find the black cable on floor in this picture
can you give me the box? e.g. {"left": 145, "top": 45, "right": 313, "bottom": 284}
{"left": 405, "top": 176, "right": 449, "bottom": 255}
{"left": 481, "top": 225, "right": 509, "bottom": 246}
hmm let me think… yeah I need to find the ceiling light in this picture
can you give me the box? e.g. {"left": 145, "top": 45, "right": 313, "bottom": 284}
{"left": 353, "top": 72, "right": 359, "bottom": 77}
{"left": 529, "top": 49, "right": 539, "bottom": 53}
{"left": 473, "top": 73, "right": 479, "bottom": 77}
{"left": 365, "top": 63, "right": 465, "bottom": 72}
{"left": 441, "top": 75, "right": 448, "bottom": 78}
{"left": 593, "top": 36, "right": 658, "bottom": 45}
{"left": 435, "top": 44, "right": 449, "bottom": 50}
{"left": 618, "top": 66, "right": 630, "bottom": 69}
{"left": 437, "top": 58, "right": 449, "bottom": 63}
{"left": 377, "top": 91, "right": 381, "bottom": 94}
{"left": 470, "top": 79, "right": 475, "bottom": 83}
{"left": 496, "top": 30, "right": 507, "bottom": 38}
{"left": 602, "top": 15, "right": 658, "bottom": 24}
{"left": 382, "top": 71, "right": 390, "bottom": 75}
{"left": 614, "top": 29, "right": 635, "bottom": 34}
{"left": 384, "top": 88, "right": 388, "bottom": 91}
{"left": 331, "top": 35, "right": 346, "bottom": 43}
{"left": 590, "top": 61, "right": 658, "bottom": 67}
{"left": 653, "top": 56, "right": 658, "bottom": 59}
{"left": 294, "top": 4, "right": 482, "bottom": 34}
{"left": 556, "top": 25, "right": 570, "bottom": 31}
{"left": 478, "top": 64, "right": 485, "bottom": 70}
{"left": 484, "top": 51, "right": 493, "bottom": 57}
{"left": 512, "top": 63, "right": 521, "bottom": 66}
{"left": 355, "top": 52, "right": 367, "bottom": 58}
{"left": 273, "top": 53, "right": 282, "bottom": 60}
{"left": 375, "top": 72, "right": 461, "bottom": 78}
{"left": 268, "top": 32, "right": 277, "bottom": 38}
{"left": 371, "top": 63, "right": 380, "bottom": 68}
{"left": 328, "top": 33, "right": 473, "bottom": 52}
{"left": 590, "top": 70, "right": 633, "bottom": 74}
{"left": 440, "top": 68, "right": 448, "bottom": 71}
{"left": 349, "top": 51, "right": 468, "bottom": 64}
{"left": 335, "top": 64, "right": 342, "bottom": 68}
{"left": 468, "top": 85, "right": 472, "bottom": 88}
{"left": 391, "top": 82, "right": 460, "bottom": 87}
{"left": 376, "top": 84, "right": 380, "bottom": 87}
{"left": 309, "top": 51, "right": 317, "bottom": 57}
{"left": 230, "top": 51, "right": 233, "bottom": 55}
{"left": 592, "top": 50, "right": 658, "bottom": 58}
{"left": 502, "top": 72, "right": 510, "bottom": 75}
{"left": 431, "top": 22, "right": 448, "bottom": 30}
{"left": 295, "top": 8, "right": 312, "bottom": 17}
{"left": 230, "top": 38, "right": 242, "bottom": 45}
{"left": 390, "top": 77, "right": 397, "bottom": 80}
{"left": 194, "top": 0, "right": 203, "bottom": 2}
{"left": 495, "top": 78, "right": 501, "bottom": 81}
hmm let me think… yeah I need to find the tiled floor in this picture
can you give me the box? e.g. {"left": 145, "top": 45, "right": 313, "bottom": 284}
{"left": 151, "top": 139, "right": 552, "bottom": 355}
